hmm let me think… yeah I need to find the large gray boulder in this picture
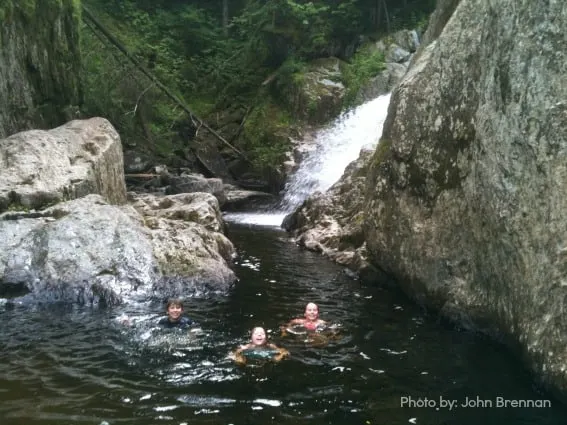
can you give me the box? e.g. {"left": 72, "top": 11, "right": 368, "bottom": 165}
{"left": 0, "top": 118, "right": 237, "bottom": 305}
{"left": 364, "top": 0, "right": 567, "bottom": 398}
{"left": 0, "top": 118, "right": 126, "bottom": 212}
{"left": 129, "top": 192, "right": 226, "bottom": 233}
{"left": 165, "top": 173, "right": 226, "bottom": 206}
{"left": 0, "top": 192, "right": 237, "bottom": 305}
{"left": 0, "top": 195, "right": 157, "bottom": 305}
{"left": 127, "top": 192, "right": 237, "bottom": 296}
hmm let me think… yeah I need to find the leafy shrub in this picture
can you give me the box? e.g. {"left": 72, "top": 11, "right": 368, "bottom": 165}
{"left": 242, "top": 98, "right": 292, "bottom": 170}
{"left": 342, "top": 48, "right": 386, "bottom": 107}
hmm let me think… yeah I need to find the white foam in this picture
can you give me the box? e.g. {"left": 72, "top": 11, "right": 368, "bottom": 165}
{"left": 224, "top": 94, "right": 391, "bottom": 227}
{"left": 280, "top": 93, "right": 391, "bottom": 211}
{"left": 223, "top": 212, "right": 287, "bottom": 228}
{"left": 253, "top": 398, "right": 282, "bottom": 407}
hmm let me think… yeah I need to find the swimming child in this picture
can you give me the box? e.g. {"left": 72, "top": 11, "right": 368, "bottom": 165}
{"left": 158, "top": 298, "right": 197, "bottom": 329}
{"left": 283, "top": 302, "right": 327, "bottom": 332}
{"left": 233, "top": 327, "right": 289, "bottom": 365}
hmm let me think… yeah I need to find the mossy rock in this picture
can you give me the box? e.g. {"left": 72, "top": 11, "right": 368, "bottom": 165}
{"left": 272, "top": 57, "right": 347, "bottom": 125}
{"left": 0, "top": 0, "right": 81, "bottom": 137}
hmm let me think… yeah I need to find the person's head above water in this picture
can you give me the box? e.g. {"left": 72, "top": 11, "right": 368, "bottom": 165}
{"left": 233, "top": 326, "right": 289, "bottom": 365}
{"left": 282, "top": 302, "right": 327, "bottom": 332}
{"left": 165, "top": 298, "right": 184, "bottom": 322}
{"left": 304, "top": 302, "right": 320, "bottom": 322}
{"left": 250, "top": 326, "right": 268, "bottom": 346}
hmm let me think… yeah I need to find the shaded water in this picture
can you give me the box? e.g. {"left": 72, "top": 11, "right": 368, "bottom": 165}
{"left": 1, "top": 224, "right": 565, "bottom": 425}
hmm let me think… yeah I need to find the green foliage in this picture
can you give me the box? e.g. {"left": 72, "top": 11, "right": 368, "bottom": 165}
{"left": 81, "top": 1, "right": 212, "bottom": 156}
{"left": 195, "top": 36, "right": 270, "bottom": 106}
{"left": 79, "top": 0, "right": 435, "bottom": 168}
{"left": 231, "top": 0, "right": 359, "bottom": 63}
{"left": 342, "top": 48, "right": 386, "bottom": 107}
{"left": 271, "top": 56, "right": 308, "bottom": 102}
{"left": 278, "top": 56, "right": 308, "bottom": 84}
{"left": 242, "top": 98, "right": 292, "bottom": 169}
{"left": 368, "top": 0, "right": 436, "bottom": 35}
{"left": 17, "top": 0, "right": 35, "bottom": 20}
{"left": 0, "top": 0, "right": 80, "bottom": 23}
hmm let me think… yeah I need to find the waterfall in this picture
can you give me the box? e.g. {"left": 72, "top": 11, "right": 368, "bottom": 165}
{"left": 224, "top": 93, "right": 392, "bottom": 227}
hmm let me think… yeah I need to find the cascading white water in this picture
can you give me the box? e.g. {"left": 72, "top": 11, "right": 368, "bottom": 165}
{"left": 278, "top": 93, "right": 392, "bottom": 212}
{"left": 224, "top": 93, "right": 392, "bottom": 227}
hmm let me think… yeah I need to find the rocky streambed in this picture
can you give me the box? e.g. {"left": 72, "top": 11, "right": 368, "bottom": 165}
{"left": 0, "top": 118, "right": 240, "bottom": 305}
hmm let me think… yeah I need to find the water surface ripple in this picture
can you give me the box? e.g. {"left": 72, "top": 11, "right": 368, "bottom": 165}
{"left": 0, "top": 225, "right": 565, "bottom": 425}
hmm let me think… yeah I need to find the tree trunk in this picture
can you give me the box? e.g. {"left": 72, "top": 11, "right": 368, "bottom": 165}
{"left": 375, "top": 0, "right": 381, "bottom": 30}
{"left": 222, "top": 0, "right": 229, "bottom": 36}
{"left": 136, "top": 100, "right": 154, "bottom": 146}
{"left": 81, "top": 5, "right": 246, "bottom": 159}
{"left": 381, "top": 0, "right": 390, "bottom": 32}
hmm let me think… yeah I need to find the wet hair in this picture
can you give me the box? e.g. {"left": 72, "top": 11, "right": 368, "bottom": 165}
{"left": 166, "top": 298, "right": 184, "bottom": 310}
{"left": 305, "top": 302, "right": 319, "bottom": 311}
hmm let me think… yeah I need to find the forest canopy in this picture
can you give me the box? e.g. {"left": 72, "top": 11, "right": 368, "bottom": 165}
{"left": 81, "top": 0, "right": 434, "bottom": 174}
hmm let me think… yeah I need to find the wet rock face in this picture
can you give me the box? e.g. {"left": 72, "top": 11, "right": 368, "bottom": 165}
{"left": 0, "top": 195, "right": 157, "bottom": 306}
{"left": 364, "top": 0, "right": 567, "bottom": 397}
{"left": 0, "top": 193, "right": 237, "bottom": 306}
{"left": 0, "top": 118, "right": 127, "bottom": 212}
{"left": 0, "top": 0, "right": 81, "bottom": 138}
{"left": 283, "top": 149, "right": 388, "bottom": 285}
{"left": 285, "top": 57, "right": 347, "bottom": 125}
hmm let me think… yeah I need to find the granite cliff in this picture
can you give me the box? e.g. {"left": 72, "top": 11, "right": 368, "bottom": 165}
{"left": 0, "top": 0, "right": 81, "bottom": 138}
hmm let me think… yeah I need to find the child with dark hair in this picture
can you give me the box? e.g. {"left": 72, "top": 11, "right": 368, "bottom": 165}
{"left": 159, "top": 298, "right": 196, "bottom": 329}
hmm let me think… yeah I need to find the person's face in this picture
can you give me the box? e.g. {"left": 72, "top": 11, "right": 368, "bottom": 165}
{"left": 304, "top": 303, "right": 319, "bottom": 321}
{"left": 167, "top": 304, "right": 183, "bottom": 321}
{"left": 251, "top": 328, "right": 267, "bottom": 345}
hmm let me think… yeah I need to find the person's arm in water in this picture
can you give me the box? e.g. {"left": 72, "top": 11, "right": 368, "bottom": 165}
{"left": 280, "top": 318, "right": 304, "bottom": 334}
{"left": 184, "top": 316, "right": 200, "bottom": 329}
{"left": 288, "top": 318, "right": 305, "bottom": 326}
{"left": 272, "top": 345, "right": 290, "bottom": 362}
{"left": 234, "top": 344, "right": 255, "bottom": 365}
{"left": 266, "top": 343, "right": 290, "bottom": 361}
{"left": 233, "top": 344, "right": 249, "bottom": 365}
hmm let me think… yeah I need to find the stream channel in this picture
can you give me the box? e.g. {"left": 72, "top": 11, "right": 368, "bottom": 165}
{"left": 1, "top": 95, "right": 566, "bottom": 425}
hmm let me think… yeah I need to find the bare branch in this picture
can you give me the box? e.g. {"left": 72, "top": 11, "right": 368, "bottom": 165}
{"left": 125, "top": 83, "right": 154, "bottom": 116}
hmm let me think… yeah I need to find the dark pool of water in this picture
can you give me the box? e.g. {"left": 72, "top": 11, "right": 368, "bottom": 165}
{"left": 0, "top": 224, "right": 565, "bottom": 425}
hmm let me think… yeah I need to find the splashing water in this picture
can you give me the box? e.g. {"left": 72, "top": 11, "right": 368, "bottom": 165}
{"left": 280, "top": 93, "right": 391, "bottom": 212}
{"left": 224, "top": 93, "right": 391, "bottom": 227}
